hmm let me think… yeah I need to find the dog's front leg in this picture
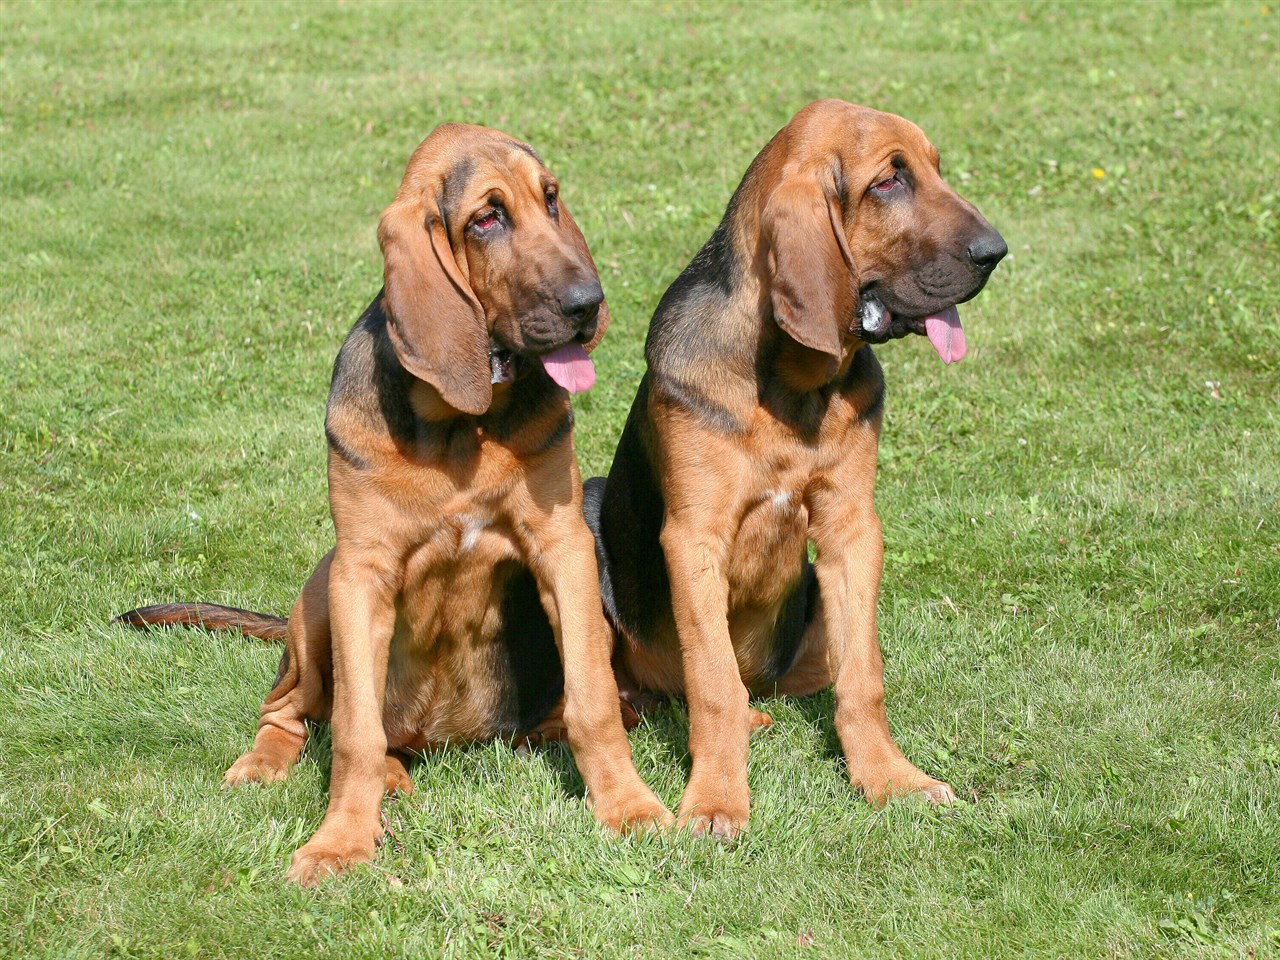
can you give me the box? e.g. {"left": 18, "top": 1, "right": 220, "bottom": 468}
{"left": 658, "top": 514, "right": 757, "bottom": 840}
{"left": 809, "top": 473, "right": 955, "bottom": 807}
{"left": 286, "top": 547, "right": 398, "bottom": 885}
{"left": 529, "top": 518, "right": 674, "bottom": 834}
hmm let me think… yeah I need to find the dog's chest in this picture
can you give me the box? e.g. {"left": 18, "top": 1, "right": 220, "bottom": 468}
{"left": 398, "top": 508, "right": 522, "bottom": 628}
{"left": 724, "top": 405, "right": 869, "bottom": 607}
{"left": 381, "top": 510, "right": 528, "bottom": 743}
{"left": 726, "top": 437, "right": 812, "bottom": 609}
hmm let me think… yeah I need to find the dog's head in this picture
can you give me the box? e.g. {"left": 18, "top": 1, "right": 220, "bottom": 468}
{"left": 378, "top": 124, "right": 609, "bottom": 415}
{"left": 761, "top": 100, "right": 1006, "bottom": 369}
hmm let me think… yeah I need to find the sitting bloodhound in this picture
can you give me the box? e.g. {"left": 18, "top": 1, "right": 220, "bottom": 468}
{"left": 118, "top": 124, "right": 673, "bottom": 884}
{"left": 585, "top": 100, "right": 1007, "bottom": 838}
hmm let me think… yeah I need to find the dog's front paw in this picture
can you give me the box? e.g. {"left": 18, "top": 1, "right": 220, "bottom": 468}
{"left": 590, "top": 787, "right": 674, "bottom": 835}
{"left": 676, "top": 787, "right": 749, "bottom": 841}
{"left": 853, "top": 758, "right": 955, "bottom": 808}
{"left": 677, "top": 809, "right": 748, "bottom": 841}
{"left": 919, "top": 779, "right": 957, "bottom": 805}
{"left": 285, "top": 834, "right": 378, "bottom": 886}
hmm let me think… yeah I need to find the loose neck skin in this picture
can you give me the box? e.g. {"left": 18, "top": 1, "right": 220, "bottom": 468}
{"left": 408, "top": 376, "right": 518, "bottom": 426}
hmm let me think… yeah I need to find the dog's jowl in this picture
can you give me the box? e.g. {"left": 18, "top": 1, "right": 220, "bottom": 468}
{"left": 585, "top": 99, "right": 1006, "bottom": 838}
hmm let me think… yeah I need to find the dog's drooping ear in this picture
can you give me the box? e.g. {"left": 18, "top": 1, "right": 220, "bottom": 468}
{"left": 762, "top": 171, "right": 857, "bottom": 377}
{"left": 378, "top": 194, "right": 492, "bottom": 416}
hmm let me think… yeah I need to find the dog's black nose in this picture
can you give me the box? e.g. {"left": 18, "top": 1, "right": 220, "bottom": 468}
{"left": 561, "top": 280, "right": 604, "bottom": 324}
{"left": 968, "top": 230, "right": 1008, "bottom": 272}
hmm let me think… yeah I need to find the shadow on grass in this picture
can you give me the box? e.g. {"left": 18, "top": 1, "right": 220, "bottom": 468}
{"left": 281, "top": 687, "right": 848, "bottom": 810}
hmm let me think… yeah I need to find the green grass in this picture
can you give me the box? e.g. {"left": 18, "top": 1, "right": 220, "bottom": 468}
{"left": 2, "top": 0, "right": 1278, "bottom": 956}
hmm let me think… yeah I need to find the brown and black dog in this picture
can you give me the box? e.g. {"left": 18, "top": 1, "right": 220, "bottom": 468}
{"left": 118, "top": 124, "right": 672, "bottom": 884}
{"left": 584, "top": 100, "right": 1007, "bottom": 838}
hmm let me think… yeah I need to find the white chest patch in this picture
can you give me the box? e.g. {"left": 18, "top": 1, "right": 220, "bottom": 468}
{"left": 766, "top": 489, "right": 792, "bottom": 510}
{"left": 456, "top": 514, "right": 488, "bottom": 551}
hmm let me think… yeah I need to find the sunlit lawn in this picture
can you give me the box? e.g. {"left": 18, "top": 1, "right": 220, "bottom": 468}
{"left": 1, "top": 2, "right": 1277, "bottom": 957}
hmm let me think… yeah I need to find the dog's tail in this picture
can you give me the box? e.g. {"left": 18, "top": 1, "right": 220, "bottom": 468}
{"left": 113, "top": 602, "right": 288, "bottom": 641}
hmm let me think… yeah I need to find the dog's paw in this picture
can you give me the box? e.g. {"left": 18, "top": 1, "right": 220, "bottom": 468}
{"left": 285, "top": 836, "right": 377, "bottom": 886}
{"left": 676, "top": 806, "right": 749, "bottom": 842}
{"left": 384, "top": 755, "right": 415, "bottom": 796}
{"left": 853, "top": 758, "right": 955, "bottom": 808}
{"left": 678, "top": 810, "right": 747, "bottom": 841}
{"left": 749, "top": 708, "right": 773, "bottom": 733}
{"left": 223, "top": 750, "right": 292, "bottom": 787}
{"left": 590, "top": 788, "right": 675, "bottom": 836}
{"left": 920, "top": 780, "right": 957, "bottom": 805}
{"left": 676, "top": 786, "right": 749, "bottom": 841}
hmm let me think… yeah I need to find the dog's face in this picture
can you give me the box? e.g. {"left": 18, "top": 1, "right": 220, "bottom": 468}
{"left": 840, "top": 110, "right": 1005, "bottom": 357}
{"left": 378, "top": 124, "right": 609, "bottom": 414}
{"left": 449, "top": 144, "right": 604, "bottom": 357}
{"left": 763, "top": 101, "right": 1006, "bottom": 368}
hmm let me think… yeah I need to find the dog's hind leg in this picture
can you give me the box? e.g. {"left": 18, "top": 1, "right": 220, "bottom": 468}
{"left": 383, "top": 749, "right": 415, "bottom": 796}
{"left": 770, "top": 587, "right": 832, "bottom": 698}
{"left": 514, "top": 689, "right": 649, "bottom": 754}
{"left": 225, "top": 552, "right": 334, "bottom": 786}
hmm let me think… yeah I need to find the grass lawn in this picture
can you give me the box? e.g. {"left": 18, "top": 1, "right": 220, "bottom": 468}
{"left": 2, "top": 1, "right": 1278, "bottom": 957}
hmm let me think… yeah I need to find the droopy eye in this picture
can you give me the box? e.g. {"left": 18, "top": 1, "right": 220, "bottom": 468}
{"left": 545, "top": 188, "right": 558, "bottom": 217}
{"left": 472, "top": 200, "right": 505, "bottom": 232}
{"left": 872, "top": 174, "right": 901, "bottom": 193}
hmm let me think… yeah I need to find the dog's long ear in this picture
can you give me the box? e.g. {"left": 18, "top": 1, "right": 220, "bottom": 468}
{"left": 762, "top": 170, "right": 857, "bottom": 373}
{"left": 557, "top": 197, "right": 610, "bottom": 354}
{"left": 378, "top": 193, "right": 492, "bottom": 416}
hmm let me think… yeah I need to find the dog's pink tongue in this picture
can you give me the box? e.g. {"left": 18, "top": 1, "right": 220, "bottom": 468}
{"left": 540, "top": 343, "right": 596, "bottom": 393}
{"left": 924, "top": 305, "right": 967, "bottom": 364}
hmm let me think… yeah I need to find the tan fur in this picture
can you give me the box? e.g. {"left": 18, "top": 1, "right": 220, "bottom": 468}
{"left": 607, "top": 101, "right": 1005, "bottom": 837}
{"left": 214, "top": 124, "right": 671, "bottom": 884}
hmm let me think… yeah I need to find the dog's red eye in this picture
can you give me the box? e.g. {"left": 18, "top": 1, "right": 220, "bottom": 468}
{"left": 873, "top": 176, "right": 899, "bottom": 192}
{"left": 473, "top": 211, "right": 500, "bottom": 231}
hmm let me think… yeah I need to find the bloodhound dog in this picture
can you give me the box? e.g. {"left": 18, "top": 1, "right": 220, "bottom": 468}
{"left": 585, "top": 100, "right": 1007, "bottom": 838}
{"left": 118, "top": 123, "right": 673, "bottom": 884}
